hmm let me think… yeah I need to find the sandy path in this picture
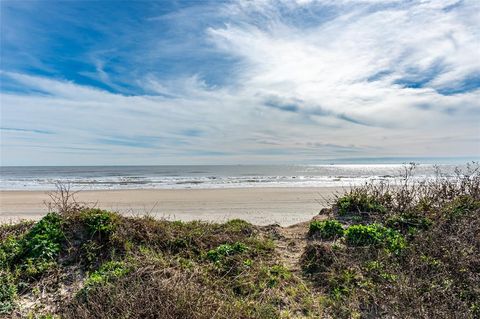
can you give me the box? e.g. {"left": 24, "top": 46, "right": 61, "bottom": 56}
{"left": 273, "top": 211, "right": 330, "bottom": 273}
{"left": 0, "top": 187, "right": 343, "bottom": 226}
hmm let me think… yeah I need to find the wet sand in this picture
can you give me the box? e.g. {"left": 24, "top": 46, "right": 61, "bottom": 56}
{"left": 0, "top": 187, "right": 344, "bottom": 226}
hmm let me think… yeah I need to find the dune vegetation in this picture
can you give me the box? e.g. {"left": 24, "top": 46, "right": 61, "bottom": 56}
{"left": 1, "top": 164, "right": 479, "bottom": 318}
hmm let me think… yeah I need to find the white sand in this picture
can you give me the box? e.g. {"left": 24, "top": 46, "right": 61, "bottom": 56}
{"left": 0, "top": 187, "right": 345, "bottom": 226}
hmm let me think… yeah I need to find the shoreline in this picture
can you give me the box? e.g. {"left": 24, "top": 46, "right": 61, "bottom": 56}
{"left": 0, "top": 187, "right": 344, "bottom": 226}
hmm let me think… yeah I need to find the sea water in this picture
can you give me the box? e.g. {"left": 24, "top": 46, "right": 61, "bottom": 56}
{"left": 0, "top": 162, "right": 469, "bottom": 191}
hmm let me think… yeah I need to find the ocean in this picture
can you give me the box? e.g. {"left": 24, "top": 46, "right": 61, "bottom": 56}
{"left": 0, "top": 163, "right": 468, "bottom": 191}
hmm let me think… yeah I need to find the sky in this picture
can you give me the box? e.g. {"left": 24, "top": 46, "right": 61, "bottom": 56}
{"left": 0, "top": 0, "right": 479, "bottom": 166}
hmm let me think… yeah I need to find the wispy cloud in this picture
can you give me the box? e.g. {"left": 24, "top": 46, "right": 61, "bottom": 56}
{"left": 0, "top": 0, "right": 479, "bottom": 165}
{"left": 0, "top": 127, "right": 54, "bottom": 135}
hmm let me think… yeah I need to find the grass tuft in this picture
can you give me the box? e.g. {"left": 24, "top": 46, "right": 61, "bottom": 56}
{"left": 336, "top": 192, "right": 387, "bottom": 216}
{"left": 206, "top": 242, "right": 248, "bottom": 262}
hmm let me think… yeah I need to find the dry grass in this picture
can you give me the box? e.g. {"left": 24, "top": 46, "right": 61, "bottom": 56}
{"left": 1, "top": 208, "right": 313, "bottom": 318}
{"left": 302, "top": 162, "right": 480, "bottom": 318}
{"left": 1, "top": 163, "right": 479, "bottom": 318}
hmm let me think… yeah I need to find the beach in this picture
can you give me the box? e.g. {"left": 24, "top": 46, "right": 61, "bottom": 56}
{"left": 0, "top": 187, "right": 343, "bottom": 226}
{"left": 0, "top": 164, "right": 463, "bottom": 226}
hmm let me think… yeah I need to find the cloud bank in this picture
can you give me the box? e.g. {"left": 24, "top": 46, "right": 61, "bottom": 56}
{"left": 1, "top": 0, "right": 479, "bottom": 165}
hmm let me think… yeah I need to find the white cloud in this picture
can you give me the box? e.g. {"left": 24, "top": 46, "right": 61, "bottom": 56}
{"left": 207, "top": 0, "right": 480, "bottom": 138}
{"left": 1, "top": 0, "right": 479, "bottom": 165}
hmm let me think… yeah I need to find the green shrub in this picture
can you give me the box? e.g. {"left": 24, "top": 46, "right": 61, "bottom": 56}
{"left": 444, "top": 195, "right": 480, "bottom": 218}
{"left": 344, "top": 224, "right": 406, "bottom": 254}
{"left": 22, "top": 213, "right": 64, "bottom": 260}
{"left": 22, "top": 258, "right": 57, "bottom": 277}
{"left": 0, "top": 213, "right": 64, "bottom": 281}
{"left": 385, "top": 213, "right": 432, "bottom": 233}
{"left": 206, "top": 242, "right": 248, "bottom": 262}
{"left": 83, "top": 261, "right": 130, "bottom": 291}
{"left": 0, "top": 236, "right": 22, "bottom": 268}
{"left": 81, "top": 209, "right": 117, "bottom": 236}
{"left": 80, "top": 241, "right": 103, "bottom": 267}
{"left": 0, "top": 272, "right": 17, "bottom": 314}
{"left": 337, "top": 193, "right": 387, "bottom": 215}
{"left": 309, "top": 220, "right": 344, "bottom": 239}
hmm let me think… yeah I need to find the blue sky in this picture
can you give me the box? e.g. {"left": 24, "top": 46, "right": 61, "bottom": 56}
{"left": 1, "top": 0, "right": 479, "bottom": 165}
